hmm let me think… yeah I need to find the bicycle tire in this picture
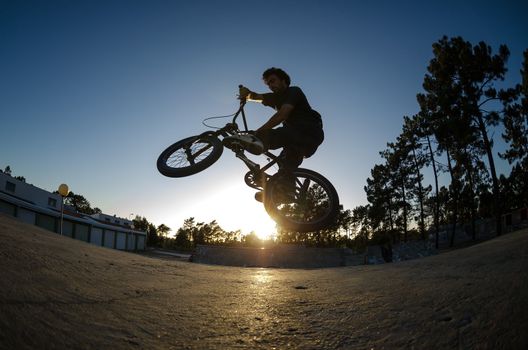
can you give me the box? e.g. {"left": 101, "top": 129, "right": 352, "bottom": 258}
{"left": 263, "top": 168, "right": 340, "bottom": 232}
{"left": 157, "top": 135, "right": 223, "bottom": 177}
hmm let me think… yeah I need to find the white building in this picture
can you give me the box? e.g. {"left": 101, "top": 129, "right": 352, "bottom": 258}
{"left": 0, "top": 172, "right": 146, "bottom": 251}
{"left": 91, "top": 213, "right": 134, "bottom": 229}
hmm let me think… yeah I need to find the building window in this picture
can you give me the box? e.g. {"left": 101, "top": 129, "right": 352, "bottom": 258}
{"left": 48, "top": 197, "right": 57, "bottom": 207}
{"left": 5, "top": 181, "right": 16, "bottom": 193}
{"left": 521, "top": 208, "right": 527, "bottom": 221}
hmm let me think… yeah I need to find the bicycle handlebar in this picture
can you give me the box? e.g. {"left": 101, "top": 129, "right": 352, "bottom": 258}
{"left": 234, "top": 85, "right": 248, "bottom": 130}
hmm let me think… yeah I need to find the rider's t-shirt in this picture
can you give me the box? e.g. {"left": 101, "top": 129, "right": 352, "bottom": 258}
{"left": 262, "top": 86, "right": 322, "bottom": 130}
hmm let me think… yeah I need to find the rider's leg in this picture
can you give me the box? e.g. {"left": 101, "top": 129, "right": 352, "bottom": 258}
{"left": 255, "top": 125, "right": 323, "bottom": 202}
{"left": 276, "top": 147, "right": 303, "bottom": 176}
{"left": 256, "top": 126, "right": 299, "bottom": 150}
{"left": 255, "top": 126, "right": 303, "bottom": 180}
{"left": 254, "top": 127, "right": 304, "bottom": 203}
{"left": 254, "top": 147, "right": 302, "bottom": 203}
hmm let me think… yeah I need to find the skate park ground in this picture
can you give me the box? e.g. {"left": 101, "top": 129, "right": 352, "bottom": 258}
{"left": 1, "top": 213, "right": 527, "bottom": 349}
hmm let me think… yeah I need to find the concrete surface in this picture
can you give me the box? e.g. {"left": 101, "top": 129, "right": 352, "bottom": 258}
{"left": 1, "top": 214, "right": 527, "bottom": 349}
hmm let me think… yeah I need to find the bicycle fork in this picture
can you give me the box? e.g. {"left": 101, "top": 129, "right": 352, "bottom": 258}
{"left": 235, "top": 150, "right": 260, "bottom": 172}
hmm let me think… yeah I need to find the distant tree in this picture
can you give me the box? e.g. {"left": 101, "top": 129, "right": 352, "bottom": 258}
{"left": 172, "top": 217, "right": 236, "bottom": 248}
{"left": 157, "top": 224, "right": 171, "bottom": 238}
{"left": 191, "top": 220, "right": 206, "bottom": 246}
{"left": 500, "top": 49, "right": 528, "bottom": 209}
{"left": 147, "top": 223, "right": 158, "bottom": 246}
{"left": 222, "top": 229, "right": 242, "bottom": 244}
{"left": 64, "top": 192, "right": 97, "bottom": 215}
{"left": 174, "top": 227, "right": 192, "bottom": 249}
{"left": 413, "top": 111, "right": 444, "bottom": 248}
{"left": 132, "top": 215, "right": 149, "bottom": 231}
{"left": 133, "top": 215, "right": 161, "bottom": 247}
{"left": 400, "top": 115, "right": 433, "bottom": 240}
{"left": 380, "top": 142, "right": 415, "bottom": 242}
{"left": 275, "top": 227, "right": 306, "bottom": 245}
{"left": 178, "top": 217, "right": 201, "bottom": 247}
{"left": 419, "top": 36, "right": 511, "bottom": 235}
{"left": 242, "top": 232, "right": 263, "bottom": 247}
{"left": 364, "top": 164, "right": 395, "bottom": 235}
{"left": 196, "top": 220, "right": 225, "bottom": 244}
{"left": 501, "top": 50, "right": 528, "bottom": 168}
{"left": 349, "top": 205, "right": 372, "bottom": 251}
{"left": 0, "top": 165, "right": 25, "bottom": 181}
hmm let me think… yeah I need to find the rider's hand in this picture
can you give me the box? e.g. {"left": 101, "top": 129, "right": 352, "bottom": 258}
{"left": 238, "top": 85, "right": 251, "bottom": 100}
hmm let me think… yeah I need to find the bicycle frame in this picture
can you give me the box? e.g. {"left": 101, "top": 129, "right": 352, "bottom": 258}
{"left": 205, "top": 100, "right": 282, "bottom": 188}
{"left": 157, "top": 96, "right": 341, "bottom": 232}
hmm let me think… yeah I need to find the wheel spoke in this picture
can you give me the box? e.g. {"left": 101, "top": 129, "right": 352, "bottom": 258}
{"left": 167, "top": 140, "right": 214, "bottom": 168}
{"left": 157, "top": 135, "right": 223, "bottom": 178}
{"left": 264, "top": 169, "right": 339, "bottom": 232}
{"left": 296, "top": 178, "right": 311, "bottom": 201}
{"left": 185, "top": 146, "right": 195, "bottom": 165}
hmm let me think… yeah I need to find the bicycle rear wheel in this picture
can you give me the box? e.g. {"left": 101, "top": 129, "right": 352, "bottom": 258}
{"left": 157, "top": 135, "right": 223, "bottom": 177}
{"left": 263, "top": 168, "right": 340, "bottom": 232}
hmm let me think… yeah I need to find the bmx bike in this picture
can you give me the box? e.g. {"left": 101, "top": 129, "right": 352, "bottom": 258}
{"left": 157, "top": 89, "right": 340, "bottom": 232}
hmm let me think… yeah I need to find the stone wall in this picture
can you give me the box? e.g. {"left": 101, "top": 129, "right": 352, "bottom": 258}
{"left": 365, "top": 241, "right": 438, "bottom": 265}
{"left": 192, "top": 240, "right": 438, "bottom": 268}
{"left": 192, "top": 244, "right": 362, "bottom": 268}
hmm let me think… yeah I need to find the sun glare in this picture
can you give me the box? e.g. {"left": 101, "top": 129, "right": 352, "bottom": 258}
{"left": 186, "top": 181, "right": 277, "bottom": 241}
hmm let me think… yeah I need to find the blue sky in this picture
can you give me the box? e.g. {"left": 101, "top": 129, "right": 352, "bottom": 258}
{"left": 1, "top": 0, "right": 527, "bottom": 238}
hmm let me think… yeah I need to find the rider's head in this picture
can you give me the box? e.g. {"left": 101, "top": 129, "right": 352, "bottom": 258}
{"left": 263, "top": 67, "right": 290, "bottom": 93}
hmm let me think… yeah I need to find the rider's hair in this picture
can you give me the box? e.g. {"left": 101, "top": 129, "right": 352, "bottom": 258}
{"left": 262, "top": 67, "right": 291, "bottom": 86}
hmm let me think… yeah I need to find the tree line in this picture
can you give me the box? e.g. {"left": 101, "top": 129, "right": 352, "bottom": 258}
{"left": 132, "top": 216, "right": 278, "bottom": 250}
{"left": 132, "top": 211, "right": 356, "bottom": 251}
{"left": 350, "top": 36, "right": 527, "bottom": 249}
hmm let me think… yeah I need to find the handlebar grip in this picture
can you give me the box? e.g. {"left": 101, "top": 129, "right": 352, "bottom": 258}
{"left": 238, "top": 84, "right": 243, "bottom": 88}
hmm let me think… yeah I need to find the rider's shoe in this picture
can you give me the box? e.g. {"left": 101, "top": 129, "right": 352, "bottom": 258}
{"left": 254, "top": 175, "right": 296, "bottom": 204}
{"left": 223, "top": 134, "right": 264, "bottom": 155}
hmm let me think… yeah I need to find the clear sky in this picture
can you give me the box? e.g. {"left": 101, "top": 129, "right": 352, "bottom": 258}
{"left": 1, "top": 0, "right": 527, "bottom": 239}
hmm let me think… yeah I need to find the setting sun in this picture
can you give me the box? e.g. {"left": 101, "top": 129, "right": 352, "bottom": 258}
{"left": 183, "top": 180, "right": 277, "bottom": 241}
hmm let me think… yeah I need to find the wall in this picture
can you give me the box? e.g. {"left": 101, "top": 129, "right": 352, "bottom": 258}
{"left": 192, "top": 244, "right": 359, "bottom": 268}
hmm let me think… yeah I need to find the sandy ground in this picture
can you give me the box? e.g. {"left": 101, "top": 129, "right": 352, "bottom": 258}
{"left": 1, "top": 213, "right": 527, "bottom": 349}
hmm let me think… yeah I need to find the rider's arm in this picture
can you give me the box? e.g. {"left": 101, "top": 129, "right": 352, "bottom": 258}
{"left": 257, "top": 104, "right": 294, "bottom": 131}
{"left": 247, "top": 91, "right": 265, "bottom": 103}
{"left": 239, "top": 85, "right": 267, "bottom": 103}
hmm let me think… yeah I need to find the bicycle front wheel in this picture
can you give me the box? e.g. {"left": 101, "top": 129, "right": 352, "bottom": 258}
{"left": 157, "top": 135, "right": 223, "bottom": 177}
{"left": 264, "top": 168, "right": 340, "bottom": 232}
